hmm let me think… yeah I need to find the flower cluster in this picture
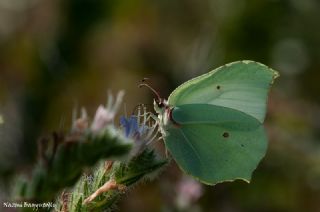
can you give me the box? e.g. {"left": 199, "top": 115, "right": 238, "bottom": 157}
{"left": 78, "top": 95, "right": 164, "bottom": 206}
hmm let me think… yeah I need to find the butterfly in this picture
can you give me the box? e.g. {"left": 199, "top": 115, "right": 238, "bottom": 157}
{"left": 140, "top": 61, "right": 279, "bottom": 185}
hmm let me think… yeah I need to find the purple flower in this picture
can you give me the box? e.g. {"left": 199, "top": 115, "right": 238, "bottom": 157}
{"left": 120, "top": 106, "right": 160, "bottom": 153}
{"left": 120, "top": 116, "right": 142, "bottom": 138}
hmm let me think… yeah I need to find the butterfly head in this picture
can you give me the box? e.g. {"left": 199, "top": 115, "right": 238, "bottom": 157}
{"left": 153, "top": 98, "right": 168, "bottom": 114}
{"left": 139, "top": 78, "right": 168, "bottom": 112}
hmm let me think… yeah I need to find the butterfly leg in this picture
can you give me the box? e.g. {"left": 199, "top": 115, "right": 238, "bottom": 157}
{"left": 143, "top": 111, "right": 161, "bottom": 145}
{"left": 133, "top": 105, "right": 162, "bottom": 145}
{"left": 142, "top": 105, "right": 159, "bottom": 125}
{"left": 144, "top": 113, "right": 161, "bottom": 145}
{"left": 137, "top": 108, "right": 169, "bottom": 157}
{"left": 136, "top": 105, "right": 160, "bottom": 127}
{"left": 136, "top": 104, "right": 141, "bottom": 125}
{"left": 134, "top": 105, "right": 158, "bottom": 126}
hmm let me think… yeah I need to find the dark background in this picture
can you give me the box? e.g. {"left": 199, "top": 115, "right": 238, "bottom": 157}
{"left": 0, "top": 0, "right": 320, "bottom": 211}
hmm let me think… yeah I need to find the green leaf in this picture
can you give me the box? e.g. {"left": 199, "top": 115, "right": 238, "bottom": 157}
{"left": 114, "top": 148, "right": 167, "bottom": 186}
{"left": 70, "top": 149, "right": 167, "bottom": 211}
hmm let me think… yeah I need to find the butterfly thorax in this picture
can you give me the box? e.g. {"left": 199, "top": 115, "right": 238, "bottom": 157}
{"left": 153, "top": 99, "right": 177, "bottom": 136}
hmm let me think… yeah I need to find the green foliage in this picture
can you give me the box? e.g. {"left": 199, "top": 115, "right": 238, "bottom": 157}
{"left": 14, "top": 127, "right": 132, "bottom": 202}
{"left": 58, "top": 149, "right": 167, "bottom": 211}
{"left": 11, "top": 91, "right": 168, "bottom": 211}
{"left": 114, "top": 148, "right": 167, "bottom": 186}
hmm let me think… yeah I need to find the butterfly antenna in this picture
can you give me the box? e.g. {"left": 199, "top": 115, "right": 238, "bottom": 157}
{"left": 141, "top": 78, "right": 149, "bottom": 83}
{"left": 139, "top": 83, "right": 161, "bottom": 102}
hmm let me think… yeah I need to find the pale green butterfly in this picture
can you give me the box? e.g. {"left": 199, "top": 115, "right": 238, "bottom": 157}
{"left": 140, "top": 60, "right": 279, "bottom": 185}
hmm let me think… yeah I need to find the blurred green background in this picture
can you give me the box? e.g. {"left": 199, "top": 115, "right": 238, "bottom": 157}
{"left": 0, "top": 0, "right": 320, "bottom": 211}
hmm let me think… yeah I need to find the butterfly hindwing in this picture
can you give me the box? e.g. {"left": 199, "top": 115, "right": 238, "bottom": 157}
{"left": 168, "top": 61, "right": 279, "bottom": 123}
{"left": 163, "top": 104, "right": 267, "bottom": 185}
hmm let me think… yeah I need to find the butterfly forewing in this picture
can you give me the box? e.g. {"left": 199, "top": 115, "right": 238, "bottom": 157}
{"left": 168, "top": 61, "right": 279, "bottom": 123}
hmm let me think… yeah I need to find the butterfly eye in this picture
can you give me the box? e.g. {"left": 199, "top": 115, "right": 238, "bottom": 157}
{"left": 158, "top": 102, "right": 164, "bottom": 108}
